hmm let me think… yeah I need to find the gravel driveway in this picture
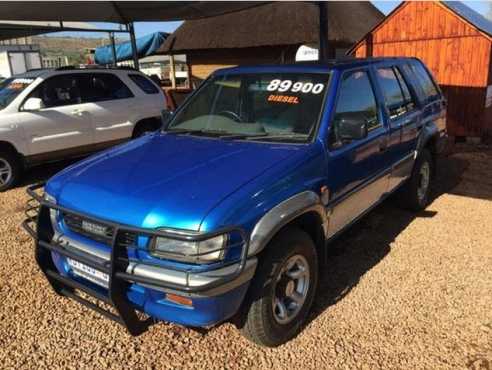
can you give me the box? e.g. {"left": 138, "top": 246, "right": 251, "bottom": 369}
{"left": 0, "top": 145, "right": 491, "bottom": 370}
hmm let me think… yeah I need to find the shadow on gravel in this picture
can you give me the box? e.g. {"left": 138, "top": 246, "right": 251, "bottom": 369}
{"left": 306, "top": 154, "right": 472, "bottom": 327}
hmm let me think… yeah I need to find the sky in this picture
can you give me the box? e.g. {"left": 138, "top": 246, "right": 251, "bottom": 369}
{"left": 48, "top": 1, "right": 492, "bottom": 40}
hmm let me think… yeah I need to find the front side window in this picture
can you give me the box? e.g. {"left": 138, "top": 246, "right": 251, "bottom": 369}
{"left": 167, "top": 72, "right": 330, "bottom": 142}
{"left": 0, "top": 77, "right": 35, "bottom": 110}
{"left": 331, "top": 70, "right": 379, "bottom": 145}
{"left": 28, "top": 74, "right": 84, "bottom": 108}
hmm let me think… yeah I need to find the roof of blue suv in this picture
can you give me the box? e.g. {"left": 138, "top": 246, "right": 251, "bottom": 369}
{"left": 214, "top": 57, "right": 419, "bottom": 75}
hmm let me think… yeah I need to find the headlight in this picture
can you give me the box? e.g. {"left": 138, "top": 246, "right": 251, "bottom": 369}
{"left": 43, "top": 192, "right": 58, "bottom": 229}
{"left": 151, "top": 234, "right": 227, "bottom": 264}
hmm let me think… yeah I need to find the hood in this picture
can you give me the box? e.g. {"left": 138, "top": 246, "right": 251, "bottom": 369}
{"left": 47, "top": 133, "right": 306, "bottom": 231}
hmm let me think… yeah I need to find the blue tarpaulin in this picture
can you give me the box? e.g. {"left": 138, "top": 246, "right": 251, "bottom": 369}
{"left": 95, "top": 32, "right": 168, "bottom": 64}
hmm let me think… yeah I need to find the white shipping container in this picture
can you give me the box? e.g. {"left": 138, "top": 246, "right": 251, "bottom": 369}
{"left": 0, "top": 50, "right": 42, "bottom": 79}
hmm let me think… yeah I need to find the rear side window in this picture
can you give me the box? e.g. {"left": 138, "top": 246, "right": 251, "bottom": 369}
{"left": 376, "top": 67, "right": 416, "bottom": 119}
{"left": 405, "top": 61, "right": 440, "bottom": 103}
{"left": 394, "top": 67, "right": 415, "bottom": 111}
{"left": 376, "top": 68, "right": 406, "bottom": 119}
{"left": 129, "top": 74, "right": 160, "bottom": 94}
{"left": 81, "top": 73, "right": 134, "bottom": 102}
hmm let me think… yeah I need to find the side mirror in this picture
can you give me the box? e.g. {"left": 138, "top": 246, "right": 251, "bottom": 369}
{"left": 160, "top": 109, "right": 174, "bottom": 129}
{"left": 23, "top": 97, "right": 45, "bottom": 111}
{"left": 337, "top": 115, "right": 369, "bottom": 141}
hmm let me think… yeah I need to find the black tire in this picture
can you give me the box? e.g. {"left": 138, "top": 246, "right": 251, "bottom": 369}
{"left": 240, "top": 228, "right": 318, "bottom": 347}
{"left": 397, "top": 149, "right": 434, "bottom": 211}
{"left": 0, "top": 150, "right": 21, "bottom": 192}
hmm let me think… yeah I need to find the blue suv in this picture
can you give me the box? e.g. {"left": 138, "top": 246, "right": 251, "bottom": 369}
{"left": 24, "top": 57, "right": 447, "bottom": 347}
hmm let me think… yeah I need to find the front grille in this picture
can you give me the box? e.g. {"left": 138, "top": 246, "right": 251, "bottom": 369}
{"left": 63, "top": 213, "right": 137, "bottom": 247}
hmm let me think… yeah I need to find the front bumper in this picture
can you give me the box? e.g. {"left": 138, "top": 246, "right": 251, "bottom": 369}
{"left": 23, "top": 184, "right": 256, "bottom": 334}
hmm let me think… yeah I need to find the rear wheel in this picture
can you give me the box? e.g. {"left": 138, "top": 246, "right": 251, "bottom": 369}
{"left": 397, "top": 149, "right": 433, "bottom": 211}
{"left": 0, "top": 151, "right": 21, "bottom": 192}
{"left": 240, "top": 228, "right": 318, "bottom": 347}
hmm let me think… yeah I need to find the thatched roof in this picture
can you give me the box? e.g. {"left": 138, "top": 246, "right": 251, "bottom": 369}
{"left": 159, "top": 2, "right": 384, "bottom": 54}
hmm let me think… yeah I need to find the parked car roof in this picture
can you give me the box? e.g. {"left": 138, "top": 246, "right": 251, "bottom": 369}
{"left": 12, "top": 69, "right": 53, "bottom": 79}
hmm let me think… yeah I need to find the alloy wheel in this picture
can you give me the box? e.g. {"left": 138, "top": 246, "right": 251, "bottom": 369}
{"left": 0, "top": 158, "right": 12, "bottom": 187}
{"left": 272, "top": 254, "right": 310, "bottom": 325}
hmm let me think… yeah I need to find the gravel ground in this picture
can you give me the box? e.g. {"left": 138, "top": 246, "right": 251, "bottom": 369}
{"left": 0, "top": 145, "right": 491, "bottom": 370}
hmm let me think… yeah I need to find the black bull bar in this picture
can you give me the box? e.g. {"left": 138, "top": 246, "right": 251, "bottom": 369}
{"left": 22, "top": 183, "right": 249, "bottom": 335}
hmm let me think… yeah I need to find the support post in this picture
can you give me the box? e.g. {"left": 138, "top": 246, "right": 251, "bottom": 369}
{"left": 128, "top": 22, "right": 139, "bottom": 70}
{"left": 109, "top": 32, "right": 117, "bottom": 66}
{"left": 318, "top": 2, "right": 329, "bottom": 61}
{"left": 169, "top": 54, "right": 176, "bottom": 88}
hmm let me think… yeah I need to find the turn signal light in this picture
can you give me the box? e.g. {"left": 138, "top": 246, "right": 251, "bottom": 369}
{"left": 166, "top": 293, "right": 193, "bottom": 307}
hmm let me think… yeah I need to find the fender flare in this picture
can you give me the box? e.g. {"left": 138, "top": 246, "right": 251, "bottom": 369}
{"left": 416, "top": 122, "right": 439, "bottom": 155}
{"left": 248, "top": 191, "right": 328, "bottom": 256}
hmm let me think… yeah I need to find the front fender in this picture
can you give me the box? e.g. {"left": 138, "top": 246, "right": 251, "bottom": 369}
{"left": 0, "top": 125, "right": 28, "bottom": 155}
{"left": 248, "top": 191, "right": 328, "bottom": 256}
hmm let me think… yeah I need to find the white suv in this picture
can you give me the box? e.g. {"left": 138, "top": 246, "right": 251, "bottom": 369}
{"left": 0, "top": 67, "right": 166, "bottom": 191}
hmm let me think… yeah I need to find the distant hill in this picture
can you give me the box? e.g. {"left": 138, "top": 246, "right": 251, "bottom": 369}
{"left": 32, "top": 35, "right": 123, "bottom": 64}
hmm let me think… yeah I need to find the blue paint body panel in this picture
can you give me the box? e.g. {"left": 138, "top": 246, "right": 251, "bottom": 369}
{"left": 42, "top": 58, "right": 447, "bottom": 328}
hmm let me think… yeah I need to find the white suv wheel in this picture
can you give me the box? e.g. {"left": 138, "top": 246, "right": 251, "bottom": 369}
{"left": 0, "top": 158, "right": 13, "bottom": 187}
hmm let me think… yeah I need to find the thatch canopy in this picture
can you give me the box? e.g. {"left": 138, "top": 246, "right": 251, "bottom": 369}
{"left": 0, "top": 2, "right": 267, "bottom": 22}
{"left": 159, "top": 2, "right": 384, "bottom": 54}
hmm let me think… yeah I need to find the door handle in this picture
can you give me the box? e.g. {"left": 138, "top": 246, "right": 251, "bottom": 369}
{"left": 71, "top": 109, "right": 84, "bottom": 117}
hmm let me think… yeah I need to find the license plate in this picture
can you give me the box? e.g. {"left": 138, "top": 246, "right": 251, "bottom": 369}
{"left": 67, "top": 258, "right": 109, "bottom": 288}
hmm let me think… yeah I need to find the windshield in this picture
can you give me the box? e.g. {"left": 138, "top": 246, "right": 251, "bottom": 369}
{"left": 166, "top": 72, "right": 330, "bottom": 142}
{"left": 0, "top": 77, "right": 35, "bottom": 110}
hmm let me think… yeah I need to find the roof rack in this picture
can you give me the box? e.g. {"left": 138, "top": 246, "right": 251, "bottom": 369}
{"left": 55, "top": 65, "right": 138, "bottom": 71}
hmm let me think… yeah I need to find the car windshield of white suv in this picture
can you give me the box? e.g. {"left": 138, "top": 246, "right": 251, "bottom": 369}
{"left": 0, "top": 77, "right": 35, "bottom": 110}
{"left": 166, "top": 72, "right": 330, "bottom": 142}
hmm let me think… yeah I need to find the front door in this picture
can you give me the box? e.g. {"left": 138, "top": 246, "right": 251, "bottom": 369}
{"left": 18, "top": 74, "right": 94, "bottom": 158}
{"left": 325, "top": 69, "right": 390, "bottom": 238}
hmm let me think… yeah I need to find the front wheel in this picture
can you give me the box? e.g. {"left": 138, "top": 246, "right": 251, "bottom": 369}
{"left": 240, "top": 228, "right": 318, "bottom": 347}
{"left": 0, "top": 151, "right": 21, "bottom": 192}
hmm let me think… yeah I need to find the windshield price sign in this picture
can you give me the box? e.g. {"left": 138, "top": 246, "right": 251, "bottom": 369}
{"left": 267, "top": 79, "right": 325, "bottom": 94}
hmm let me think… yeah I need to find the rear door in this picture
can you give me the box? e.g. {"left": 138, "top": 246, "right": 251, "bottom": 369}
{"left": 326, "top": 68, "right": 391, "bottom": 237}
{"left": 374, "top": 64, "right": 420, "bottom": 190}
{"left": 17, "top": 73, "right": 94, "bottom": 157}
{"left": 81, "top": 72, "right": 137, "bottom": 144}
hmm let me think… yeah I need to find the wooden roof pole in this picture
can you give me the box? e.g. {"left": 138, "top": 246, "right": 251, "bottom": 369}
{"left": 318, "top": 1, "right": 328, "bottom": 61}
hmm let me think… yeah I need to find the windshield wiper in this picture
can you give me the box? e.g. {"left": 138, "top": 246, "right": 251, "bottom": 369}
{"left": 218, "top": 133, "right": 267, "bottom": 140}
{"left": 166, "top": 128, "right": 241, "bottom": 138}
{"left": 243, "top": 133, "right": 310, "bottom": 142}
{"left": 166, "top": 129, "right": 308, "bottom": 142}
